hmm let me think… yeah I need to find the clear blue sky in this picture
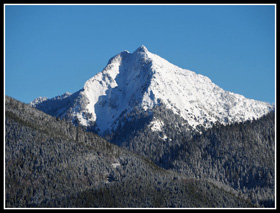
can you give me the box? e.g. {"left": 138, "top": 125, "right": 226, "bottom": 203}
{"left": 5, "top": 4, "right": 275, "bottom": 104}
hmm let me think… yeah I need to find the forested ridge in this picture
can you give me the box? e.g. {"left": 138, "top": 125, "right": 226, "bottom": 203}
{"left": 105, "top": 103, "right": 275, "bottom": 207}
{"left": 5, "top": 96, "right": 274, "bottom": 208}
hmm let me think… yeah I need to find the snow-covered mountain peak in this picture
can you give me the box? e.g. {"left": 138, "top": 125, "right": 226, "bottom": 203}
{"left": 106, "top": 45, "right": 150, "bottom": 67}
{"left": 31, "top": 45, "right": 274, "bottom": 135}
{"left": 30, "top": 96, "right": 48, "bottom": 107}
{"left": 106, "top": 50, "right": 129, "bottom": 66}
{"left": 135, "top": 45, "right": 148, "bottom": 53}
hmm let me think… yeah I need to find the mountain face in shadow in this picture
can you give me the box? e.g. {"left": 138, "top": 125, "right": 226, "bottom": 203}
{"left": 5, "top": 96, "right": 256, "bottom": 208}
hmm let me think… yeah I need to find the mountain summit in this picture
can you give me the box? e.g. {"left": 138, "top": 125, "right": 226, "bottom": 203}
{"left": 31, "top": 45, "right": 273, "bottom": 134}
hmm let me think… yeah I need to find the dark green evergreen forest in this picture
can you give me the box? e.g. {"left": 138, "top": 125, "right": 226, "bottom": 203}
{"left": 5, "top": 96, "right": 275, "bottom": 208}
{"left": 104, "top": 103, "right": 275, "bottom": 207}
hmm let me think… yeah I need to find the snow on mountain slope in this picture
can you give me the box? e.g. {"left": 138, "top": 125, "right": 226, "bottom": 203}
{"left": 31, "top": 45, "right": 274, "bottom": 134}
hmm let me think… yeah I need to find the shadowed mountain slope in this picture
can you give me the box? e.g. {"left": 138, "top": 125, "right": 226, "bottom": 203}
{"left": 5, "top": 96, "right": 253, "bottom": 208}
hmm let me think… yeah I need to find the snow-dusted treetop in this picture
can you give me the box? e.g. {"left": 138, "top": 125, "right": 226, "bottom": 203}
{"left": 31, "top": 45, "right": 274, "bottom": 134}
